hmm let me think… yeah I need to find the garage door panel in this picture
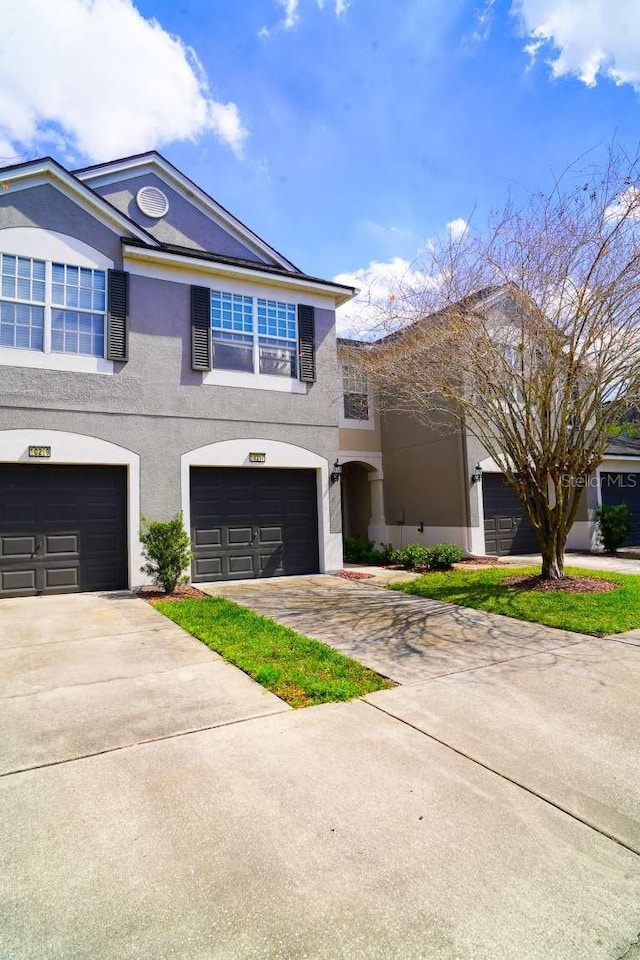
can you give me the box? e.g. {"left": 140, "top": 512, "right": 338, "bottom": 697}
{"left": 0, "top": 465, "right": 127, "bottom": 598}
{"left": 259, "top": 526, "right": 283, "bottom": 544}
{"left": 194, "top": 556, "right": 223, "bottom": 578}
{"left": 2, "top": 569, "right": 36, "bottom": 593}
{"left": 227, "top": 555, "right": 256, "bottom": 576}
{"left": 194, "top": 528, "right": 221, "bottom": 547}
{"left": 45, "top": 567, "right": 79, "bottom": 589}
{"left": 483, "top": 474, "right": 538, "bottom": 556}
{"left": 191, "top": 467, "right": 319, "bottom": 582}
{"left": 2, "top": 535, "right": 37, "bottom": 558}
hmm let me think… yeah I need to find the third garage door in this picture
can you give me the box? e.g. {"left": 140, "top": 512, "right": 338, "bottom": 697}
{"left": 190, "top": 467, "right": 320, "bottom": 582}
{"left": 483, "top": 473, "right": 538, "bottom": 556}
{"left": 600, "top": 472, "right": 640, "bottom": 545}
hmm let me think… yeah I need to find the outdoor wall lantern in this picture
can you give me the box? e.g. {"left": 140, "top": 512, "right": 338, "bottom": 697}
{"left": 471, "top": 463, "right": 483, "bottom": 484}
{"left": 330, "top": 460, "right": 343, "bottom": 484}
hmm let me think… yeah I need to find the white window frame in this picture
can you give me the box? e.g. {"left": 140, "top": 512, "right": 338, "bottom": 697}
{"left": 204, "top": 283, "right": 307, "bottom": 394}
{"left": 339, "top": 360, "right": 374, "bottom": 430}
{"left": 0, "top": 228, "right": 114, "bottom": 375}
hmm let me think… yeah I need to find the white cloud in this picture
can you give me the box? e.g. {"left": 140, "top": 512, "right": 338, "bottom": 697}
{"left": 279, "top": 0, "right": 300, "bottom": 29}
{"left": 262, "top": 0, "right": 348, "bottom": 35}
{"left": 0, "top": 0, "right": 248, "bottom": 163}
{"left": 447, "top": 217, "right": 468, "bottom": 240}
{"left": 513, "top": 0, "right": 640, "bottom": 90}
{"left": 334, "top": 257, "right": 436, "bottom": 338}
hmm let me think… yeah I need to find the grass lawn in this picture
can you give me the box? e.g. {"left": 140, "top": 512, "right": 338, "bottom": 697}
{"left": 156, "top": 595, "right": 394, "bottom": 708}
{"left": 389, "top": 566, "right": 640, "bottom": 636}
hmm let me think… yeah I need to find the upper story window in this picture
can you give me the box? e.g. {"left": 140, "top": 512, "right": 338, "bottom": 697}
{"left": 342, "top": 363, "right": 369, "bottom": 421}
{"left": 211, "top": 290, "right": 298, "bottom": 378}
{"left": 0, "top": 252, "right": 106, "bottom": 358}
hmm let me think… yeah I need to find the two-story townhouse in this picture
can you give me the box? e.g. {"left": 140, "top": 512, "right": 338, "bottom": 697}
{"left": 0, "top": 152, "right": 355, "bottom": 597}
{"left": 337, "top": 300, "right": 640, "bottom": 556}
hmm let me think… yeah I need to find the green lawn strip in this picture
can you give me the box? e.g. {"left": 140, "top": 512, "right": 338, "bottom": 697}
{"left": 389, "top": 566, "right": 640, "bottom": 636}
{"left": 156, "top": 595, "right": 394, "bottom": 708}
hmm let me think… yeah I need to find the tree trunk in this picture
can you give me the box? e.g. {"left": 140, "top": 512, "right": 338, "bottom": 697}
{"left": 540, "top": 532, "right": 566, "bottom": 580}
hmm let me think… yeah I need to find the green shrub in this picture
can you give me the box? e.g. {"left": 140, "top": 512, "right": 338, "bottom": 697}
{"left": 595, "top": 502, "right": 634, "bottom": 554}
{"left": 399, "top": 542, "right": 433, "bottom": 569}
{"left": 140, "top": 512, "right": 192, "bottom": 593}
{"left": 424, "top": 541, "right": 465, "bottom": 570}
{"left": 389, "top": 540, "right": 465, "bottom": 570}
{"left": 343, "top": 536, "right": 392, "bottom": 564}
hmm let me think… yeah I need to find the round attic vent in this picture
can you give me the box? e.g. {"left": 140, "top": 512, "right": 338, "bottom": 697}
{"left": 136, "top": 185, "right": 169, "bottom": 219}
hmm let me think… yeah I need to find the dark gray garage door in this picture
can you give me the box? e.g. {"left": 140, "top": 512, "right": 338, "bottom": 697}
{"left": 600, "top": 472, "right": 640, "bottom": 545}
{"left": 0, "top": 465, "right": 128, "bottom": 598}
{"left": 483, "top": 474, "right": 538, "bottom": 556}
{"left": 191, "top": 467, "right": 319, "bottom": 582}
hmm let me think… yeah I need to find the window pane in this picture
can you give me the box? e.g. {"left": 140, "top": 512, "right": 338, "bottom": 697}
{"left": 2, "top": 255, "right": 16, "bottom": 276}
{"left": 214, "top": 339, "right": 254, "bottom": 372}
{"left": 0, "top": 301, "right": 43, "bottom": 351}
{"left": 51, "top": 309, "right": 104, "bottom": 357}
{"left": 259, "top": 340, "right": 296, "bottom": 377}
{"left": 344, "top": 392, "right": 369, "bottom": 420}
{"left": 211, "top": 289, "right": 253, "bottom": 334}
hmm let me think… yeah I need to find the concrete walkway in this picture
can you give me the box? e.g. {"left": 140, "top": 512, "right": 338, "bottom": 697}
{"left": 1, "top": 587, "right": 640, "bottom": 959}
{"left": 504, "top": 551, "right": 640, "bottom": 574}
{"left": 201, "top": 575, "right": 588, "bottom": 685}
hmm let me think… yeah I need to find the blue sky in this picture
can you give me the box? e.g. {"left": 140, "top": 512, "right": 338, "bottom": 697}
{"left": 1, "top": 0, "right": 638, "bottom": 328}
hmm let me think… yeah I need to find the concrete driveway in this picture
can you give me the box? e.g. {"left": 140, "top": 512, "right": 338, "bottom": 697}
{"left": 1, "top": 586, "right": 640, "bottom": 959}
{"left": 0, "top": 591, "right": 288, "bottom": 775}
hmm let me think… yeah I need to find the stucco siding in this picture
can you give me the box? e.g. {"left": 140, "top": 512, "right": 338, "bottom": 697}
{"left": 381, "top": 411, "right": 468, "bottom": 527}
{"left": 0, "top": 184, "right": 123, "bottom": 264}
{"left": 91, "top": 173, "right": 269, "bottom": 262}
{"left": 338, "top": 423, "right": 382, "bottom": 455}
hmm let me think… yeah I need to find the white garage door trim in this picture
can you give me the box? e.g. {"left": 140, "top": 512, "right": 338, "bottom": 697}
{"left": 0, "top": 429, "right": 141, "bottom": 589}
{"left": 181, "top": 439, "right": 342, "bottom": 575}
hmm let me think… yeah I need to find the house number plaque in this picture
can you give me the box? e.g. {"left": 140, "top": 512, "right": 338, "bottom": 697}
{"left": 249, "top": 452, "right": 266, "bottom": 463}
{"left": 28, "top": 446, "right": 51, "bottom": 459}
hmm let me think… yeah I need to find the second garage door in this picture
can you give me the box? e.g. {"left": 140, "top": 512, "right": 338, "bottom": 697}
{"left": 483, "top": 474, "right": 538, "bottom": 556}
{"left": 190, "top": 467, "right": 320, "bottom": 582}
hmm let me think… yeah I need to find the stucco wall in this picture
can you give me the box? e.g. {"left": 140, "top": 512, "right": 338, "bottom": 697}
{"left": 0, "top": 184, "right": 343, "bottom": 537}
{"left": 338, "top": 423, "right": 382, "bottom": 455}
{"left": 91, "top": 173, "right": 268, "bottom": 262}
{"left": 0, "top": 184, "right": 122, "bottom": 265}
{"left": 381, "top": 410, "right": 468, "bottom": 527}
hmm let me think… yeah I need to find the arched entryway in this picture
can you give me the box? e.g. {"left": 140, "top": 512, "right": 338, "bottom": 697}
{"left": 339, "top": 457, "right": 386, "bottom": 544}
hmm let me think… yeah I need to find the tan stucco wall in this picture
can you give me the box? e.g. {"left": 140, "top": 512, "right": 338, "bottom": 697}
{"left": 338, "top": 423, "right": 382, "bottom": 455}
{"left": 381, "top": 411, "right": 469, "bottom": 527}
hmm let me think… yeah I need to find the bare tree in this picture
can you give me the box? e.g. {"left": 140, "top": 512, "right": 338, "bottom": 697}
{"left": 347, "top": 149, "right": 640, "bottom": 580}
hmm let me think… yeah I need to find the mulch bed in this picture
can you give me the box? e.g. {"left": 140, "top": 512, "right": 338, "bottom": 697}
{"left": 457, "top": 556, "right": 503, "bottom": 566}
{"left": 502, "top": 574, "right": 618, "bottom": 594}
{"left": 334, "top": 570, "right": 376, "bottom": 580}
{"left": 136, "top": 585, "right": 208, "bottom": 605}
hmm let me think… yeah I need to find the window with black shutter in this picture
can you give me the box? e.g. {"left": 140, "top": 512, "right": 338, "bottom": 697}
{"left": 297, "top": 304, "right": 315, "bottom": 383}
{"left": 191, "top": 285, "right": 212, "bottom": 371}
{"left": 106, "top": 270, "right": 129, "bottom": 362}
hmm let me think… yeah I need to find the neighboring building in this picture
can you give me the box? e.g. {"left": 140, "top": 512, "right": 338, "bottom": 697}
{"left": 0, "top": 152, "right": 355, "bottom": 597}
{"left": 337, "top": 348, "right": 640, "bottom": 557}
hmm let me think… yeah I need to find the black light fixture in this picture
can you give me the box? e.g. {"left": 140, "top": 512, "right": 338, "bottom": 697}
{"left": 471, "top": 463, "right": 483, "bottom": 484}
{"left": 330, "top": 459, "right": 343, "bottom": 484}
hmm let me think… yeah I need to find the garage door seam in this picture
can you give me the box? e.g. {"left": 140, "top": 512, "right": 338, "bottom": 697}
{"left": 363, "top": 698, "right": 640, "bottom": 858}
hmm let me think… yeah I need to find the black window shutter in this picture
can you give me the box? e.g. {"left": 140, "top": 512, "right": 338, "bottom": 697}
{"left": 106, "top": 270, "right": 129, "bottom": 362}
{"left": 191, "top": 286, "right": 212, "bottom": 371}
{"left": 297, "top": 304, "right": 315, "bottom": 383}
